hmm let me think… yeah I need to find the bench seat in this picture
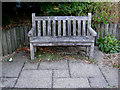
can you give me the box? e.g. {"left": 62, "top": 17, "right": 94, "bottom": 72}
{"left": 30, "top": 36, "right": 94, "bottom": 43}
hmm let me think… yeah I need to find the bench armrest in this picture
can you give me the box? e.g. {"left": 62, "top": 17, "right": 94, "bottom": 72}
{"left": 28, "top": 28, "right": 35, "bottom": 37}
{"left": 88, "top": 26, "right": 97, "bottom": 36}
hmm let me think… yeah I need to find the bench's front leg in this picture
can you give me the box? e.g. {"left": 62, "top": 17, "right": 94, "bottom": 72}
{"left": 89, "top": 43, "right": 94, "bottom": 59}
{"left": 30, "top": 43, "right": 34, "bottom": 60}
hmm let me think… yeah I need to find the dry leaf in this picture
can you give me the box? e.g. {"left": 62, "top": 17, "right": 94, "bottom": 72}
{"left": 39, "top": 59, "right": 43, "bottom": 62}
{"left": 84, "top": 60, "right": 91, "bottom": 64}
{"left": 65, "top": 56, "right": 74, "bottom": 60}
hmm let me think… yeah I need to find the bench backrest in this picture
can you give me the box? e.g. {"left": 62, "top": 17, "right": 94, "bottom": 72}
{"left": 32, "top": 13, "right": 92, "bottom": 37}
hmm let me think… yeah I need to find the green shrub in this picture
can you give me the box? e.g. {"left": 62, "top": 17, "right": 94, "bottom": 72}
{"left": 96, "top": 34, "right": 120, "bottom": 53}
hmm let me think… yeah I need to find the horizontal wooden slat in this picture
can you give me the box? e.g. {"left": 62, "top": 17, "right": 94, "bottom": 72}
{"left": 30, "top": 36, "right": 94, "bottom": 43}
{"left": 35, "top": 16, "right": 88, "bottom": 21}
{"left": 33, "top": 43, "right": 92, "bottom": 46}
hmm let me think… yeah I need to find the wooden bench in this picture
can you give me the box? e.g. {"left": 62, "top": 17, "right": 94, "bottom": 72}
{"left": 28, "top": 13, "right": 97, "bottom": 60}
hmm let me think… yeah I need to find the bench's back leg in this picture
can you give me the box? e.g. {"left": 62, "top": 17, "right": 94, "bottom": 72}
{"left": 89, "top": 43, "right": 94, "bottom": 59}
{"left": 30, "top": 43, "right": 34, "bottom": 60}
{"left": 86, "top": 47, "right": 89, "bottom": 56}
{"left": 34, "top": 47, "right": 37, "bottom": 53}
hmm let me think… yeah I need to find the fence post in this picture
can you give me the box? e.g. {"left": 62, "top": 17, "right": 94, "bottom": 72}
{"left": 0, "top": 29, "right": 2, "bottom": 60}
{"left": 118, "top": 25, "right": 120, "bottom": 40}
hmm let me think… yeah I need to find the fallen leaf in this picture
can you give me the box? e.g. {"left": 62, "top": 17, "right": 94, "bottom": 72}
{"left": 39, "top": 59, "right": 43, "bottom": 62}
{"left": 65, "top": 56, "right": 74, "bottom": 60}
{"left": 84, "top": 60, "right": 91, "bottom": 64}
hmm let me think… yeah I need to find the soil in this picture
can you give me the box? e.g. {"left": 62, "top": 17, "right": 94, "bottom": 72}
{"left": 101, "top": 52, "right": 120, "bottom": 68}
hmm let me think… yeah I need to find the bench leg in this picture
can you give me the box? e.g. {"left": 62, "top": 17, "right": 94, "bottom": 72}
{"left": 89, "top": 43, "right": 94, "bottom": 59}
{"left": 30, "top": 43, "right": 34, "bottom": 60}
{"left": 34, "top": 47, "right": 37, "bottom": 53}
{"left": 86, "top": 47, "right": 89, "bottom": 56}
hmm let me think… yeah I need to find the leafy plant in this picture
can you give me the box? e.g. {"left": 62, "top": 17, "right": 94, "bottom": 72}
{"left": 96, "top": 34, "right": 120, "bottom": 53}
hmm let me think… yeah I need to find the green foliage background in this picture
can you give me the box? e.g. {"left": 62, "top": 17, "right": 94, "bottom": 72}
{"left": 2, "top": 2, "right": 119, "bottom": 28}
{"left": 96, "top": 34, "right": 120, "bottom": 53}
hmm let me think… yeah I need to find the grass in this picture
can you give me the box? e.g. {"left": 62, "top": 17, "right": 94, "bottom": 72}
{"left": 70, "top": 54, "right": 97, "bottom": 64}
{"left": 29, "top": 47, "right": 97, "bottom": 64}
{"left": 113, "top": 64, "right": 120, "bottom": 68}
{"left": 31, "top": 51, "right": 66, "bottom": 62}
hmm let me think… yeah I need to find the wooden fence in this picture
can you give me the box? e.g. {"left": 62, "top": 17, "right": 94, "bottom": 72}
{"left": 1, "top": 24, "right": 119, "bottom": 56}
{"left": 96, "top": 24, "right": 119, "bottom": 40}
{"left": 2, "top": 25, "right": 31, "bottom": 56}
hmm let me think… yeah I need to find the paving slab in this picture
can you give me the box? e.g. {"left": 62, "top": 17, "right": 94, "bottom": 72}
{"left": 23, "top": 62, "right": 39, "bottom": 70}
{"left": 15, "top": 70, "right": 52, "bottom": 88}
{"left": 2, "top": 62, "right": 24, "bottom": 77}
{"left": 89, "top": 77, "right": 108, "bottom": 88}
{"left": 15, "top": 78, "right": 52, "bottom": 88}
{"left": 99, "top": 66, "right": 118, "bottom": 87}
{"left": 53, "top": 89, "right": 76, "bottom": 90}
{"left": 39, "top": 60, "right": 68, "bottom": 70}
{"left": 0, "top": 77, "right": 2, "bottom": 88}
{"left": 69, "top": 62, "right": 102, "bottom": 78}
{"left": 53, "top": 78, "right": 90, "bottom": 88}
{"left": 53, "top": 70, "right": 70, "bottom": 78}
{"left": 94, "top": 46, "right": 104, "bottom": 63}
{"left": 13, "top": 51, "right": 29, "bottom": 63}
{"left": 2, "top": 78, "right": 17, "bottom": 88}
{"left": 19, "top": 70, "right": 52, "bottom": 78}
{"left": 0, "top": 62, "right": 2, "bottom": 77}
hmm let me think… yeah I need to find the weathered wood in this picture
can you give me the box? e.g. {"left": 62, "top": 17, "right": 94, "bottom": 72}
{"left": 88, "top": 26, "right": 97, "bottom": 36}
{"left": 78, "top": 20, "right": 81, "bottom": 36}
{"left": 105, "top": 24, "right": 109, "bottom": 35}
{"left": 13, "top": 28, "right": 17, "bottom": 49}
{"left": 58, "top": 20, "right": 61, "bottom": 36}
{"left": 27, "top": 25, "right": 31, "bottom": 44}
{"left": 43, "top": 20, "right": 46, "bottom": 36}
{"left": 86, "top": 47, "right": 89, "bottom": 56}
{"left": 53, "top": 20, "right": 56, "bottom": 36}
{"left": 48, "top": 20, "right": 51, "bottom": 36}
{"left": 109, "top": 24, "right": 113, "bottom": 34}
{"left": 16, "top": 27, "right": 19, "bottom": 47}
{"left": 73, "top": 20, "right": 76, "bottom": 36}
{"left": 30, "top": 43, "right": 34, "bottom": 60}
{"left": 30, "top": 36, "right": 94, "bottom": 43}
{"left": 6, "top": 30, "right": 12, "bottom": 54}
{"left": 38, "top": 21, "right": 41, "bottom": 36}
{"left": 113, "top": 24, "right": 117, "bottom": 37}
{"left": 83, "top": 20, "right": 86, "bottom": 36}
{"left": 33, "top": 43, "right": 92, "bottom": 46}
{"left": 32, "top": 13, "right": 36, "bottom": 36}
{"left": 87, "top": 25, "right": 90, "bottom": 36}
{"left": 63, "top": 20, "right": 66, "bottom": 36}
{"left": 101, "top": 24, "right": 104, "bottom": 38}
{"left": 97, "top": 24, "right": 100, "bottom": 39}
{"left": 10, "top": 28, "right": 15, "bottom": 51}
{"left": 88, "top": 13, "right": 91, "bottom": 27}
{"left": 28, "top": 13, "right": 97, "bottom": 60}
{"left": 68, "top": 20, "right": 71, "bottom": 36}
{"left": 90, "top": 43, "right": 94, "bottom": 59}
{"left": 117, "top": 24, "right": 119, "bottom": 40}
{"left": 24, "top": 26, "right": 29, "bottom": 45}
{"left": 0, "top": 28, "right": 2, "bottom": 57}
{"left": 35, "top": 16, "right": 88, "bottom": 21}
{"left": 2, "top": 30, "right": 8, "bottom": 55}
{"left": 20, "top": 26, "right": 24, "bottom": 46}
